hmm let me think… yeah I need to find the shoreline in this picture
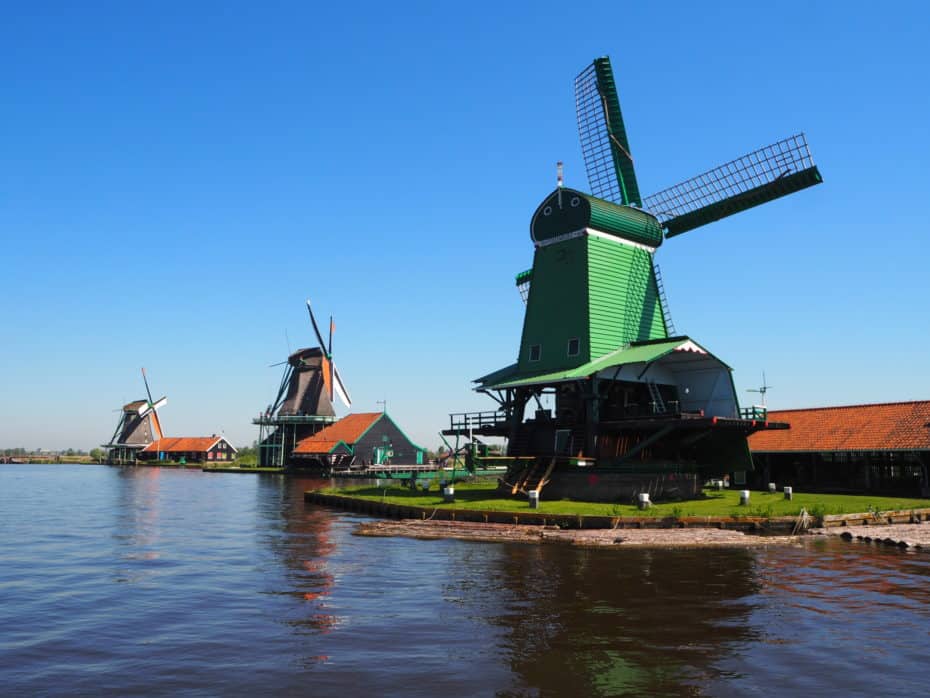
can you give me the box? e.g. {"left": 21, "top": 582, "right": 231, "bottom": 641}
{"left": 305, "top": 491, "right": 806, "bottom": 533}
{"left": 355, "top": 518, "right": 803, "bottom": 548}
{"left": 308, "top": 490, "right": 930, "bottom": 548}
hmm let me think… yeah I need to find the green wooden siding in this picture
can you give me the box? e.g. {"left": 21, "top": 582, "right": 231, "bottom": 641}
{"left": 516, "top": 233, "right": 668, "bottom": 377}
{"left": 517, "top": 236, "right": 591, "bottom": 374}
{"left": 587, "top": 235, "right": 667, "bottom": 356}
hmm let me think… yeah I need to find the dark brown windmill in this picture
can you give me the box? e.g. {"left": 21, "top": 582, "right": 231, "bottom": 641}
{"left": 254, "top": 300, "right": 352, "bottom": 467}
{"left": 103, "top": 368, "right": 167, "bottom": 464}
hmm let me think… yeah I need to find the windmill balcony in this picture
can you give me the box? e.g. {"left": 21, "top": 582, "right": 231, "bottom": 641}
{"left": 447, "top": 411, "right": 509, "bottom": 432}
{"left": 252, "top": 414, "right": 337, "bottom": 427}
{"left": 602, "top": 400, "right": 684, "bottom": 420}
{"left": 740, "top": 406, "right": 768, "bottom": 420}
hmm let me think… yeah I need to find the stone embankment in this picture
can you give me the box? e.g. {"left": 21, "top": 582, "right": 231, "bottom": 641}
{"left": 813, "top": 522, "right": 930, "bottom": 550}
{"left": 355, "top": 519, "right": 802, "bottom": 548}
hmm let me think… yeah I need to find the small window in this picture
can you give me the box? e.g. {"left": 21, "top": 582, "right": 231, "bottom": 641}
{"left": 567, "top": 338, "right": 580, "bottom": 357}
{"left": 529, "top": 344, "right": 541, "bottom": 362}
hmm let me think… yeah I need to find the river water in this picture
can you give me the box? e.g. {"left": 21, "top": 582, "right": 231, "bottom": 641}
{"left": 2, "top": 464, "right": 929, "bottom": 696}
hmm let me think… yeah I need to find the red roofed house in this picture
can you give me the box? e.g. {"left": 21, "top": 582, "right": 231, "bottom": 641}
{"left": 748, "top": 401, "right": 930, "bottom": 496}
{"left": 139, "top": 435, "right": 237, "bottom": 464}
{"left": 292, "top": 412, "right": 425, "bottom": 470}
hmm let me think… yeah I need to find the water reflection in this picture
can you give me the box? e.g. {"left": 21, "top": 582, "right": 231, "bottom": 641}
{"left": 112, "top": 467, "right": 164, "bottom": 583}
{"left": 6, "top": 466, "right": 930, "bottom": 695}
{"left": 442, "top": 543, "right": 761, "bottom": 695}
{"left": 211, "top": 473, "right": 930, "bottom": 694}
{"left": 258, "top": 476, "right": 343, "bottom": 637}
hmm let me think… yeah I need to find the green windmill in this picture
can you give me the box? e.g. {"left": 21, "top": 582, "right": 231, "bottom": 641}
{"left": 445, "top": 56, "right": 822, "bottom": 502}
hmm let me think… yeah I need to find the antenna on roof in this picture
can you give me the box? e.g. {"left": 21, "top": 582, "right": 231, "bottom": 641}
{"left": 747, "top": 371, "right": 773, "bottom": 407}
{"left": 556, "top": 161, "right": 564, "bottom": 208}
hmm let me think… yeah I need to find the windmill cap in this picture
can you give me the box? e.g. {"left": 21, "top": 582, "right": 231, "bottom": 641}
{"left": 530, "top": 188, "right": 663, "bottom": 248}
{"left": 288, "top": 347, "right": 326, "bottom": 366}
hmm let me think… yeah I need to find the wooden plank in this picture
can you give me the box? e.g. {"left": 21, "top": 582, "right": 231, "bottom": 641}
{"left": 535, "top": 457, "right": 557, "bottom": 493}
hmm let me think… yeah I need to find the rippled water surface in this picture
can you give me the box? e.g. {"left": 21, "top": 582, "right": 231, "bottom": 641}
{"left": 3, "top": 464, "right": 930, "bottom": 696}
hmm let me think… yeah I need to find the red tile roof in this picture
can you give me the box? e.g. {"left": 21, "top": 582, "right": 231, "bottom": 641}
{"left": 142, "top": 436, "right": 227, "bottom": 453}
{"left": 749, "top": 401, "right": 930, "bottom": 452}
{"left": 293, "top": 413, "right": 382, "bottom": 454}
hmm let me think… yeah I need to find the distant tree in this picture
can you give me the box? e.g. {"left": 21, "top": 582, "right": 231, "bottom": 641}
{"left": 237, "top": 442, "right": 258, "bottom": 466}
{"left": 89, "top": 448, "right": 105, "bottom": 461}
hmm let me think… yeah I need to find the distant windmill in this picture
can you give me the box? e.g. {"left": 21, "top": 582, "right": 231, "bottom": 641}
{"left": 254, "top": 299, "right": 352, "bottom": 467}
{"left": 747, "top": 372, "right": 773, "bottom": 407}
{"left": 103, "top": 368, "right": 167, "bottom": 464}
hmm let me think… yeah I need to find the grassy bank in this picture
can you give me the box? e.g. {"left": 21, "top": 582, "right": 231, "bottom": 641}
{"left": 202, "top": 465, "right": 284, "bottom": 473}
{"left": 325, "top": 482, "right": 929, "bottom": 519}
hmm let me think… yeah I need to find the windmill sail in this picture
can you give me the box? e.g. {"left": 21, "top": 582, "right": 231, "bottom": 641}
{"left": 332, "top": 365, "right": 352, "bottom": 409}
{"left": 305, "top": 300, "right": 328, "bottom": 350}
{"left": 575, "top": 57, "right": 641, "bottom": 206}
{"left": 293, "top": 299, "right": 351, "bottom": 410}
{"left": 641, "top": 134, "right": 822, "bottom": 238}
{"left": 140, "top": 368, "right": 165, "bottom": 440}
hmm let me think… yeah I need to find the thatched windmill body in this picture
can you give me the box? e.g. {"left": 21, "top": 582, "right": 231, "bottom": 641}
{"left": 254, "top": 300, "right": 352, "bottom": 467}
{"left": 103, "top": 368, "right": 167, "bottom": 464}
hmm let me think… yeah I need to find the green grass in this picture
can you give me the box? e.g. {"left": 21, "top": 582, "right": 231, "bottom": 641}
{"left": 202, "top": 464, "right": 284, "bottom": 473}
{"left": 323, "top": 481, "right": 929, "bottom": 519}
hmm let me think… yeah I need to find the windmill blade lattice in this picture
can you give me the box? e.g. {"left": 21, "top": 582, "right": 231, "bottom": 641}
{"left": 574, "top": 57, "right": 641, "bottom": 206}
{"left": 641, "top": 134, "right": 822, "bottom": 238}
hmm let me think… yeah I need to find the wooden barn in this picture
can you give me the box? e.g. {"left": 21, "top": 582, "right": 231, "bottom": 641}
{"left": 749, "top": 401, "right": 930, "bottom": 497}
{"left": 139, "top": 436, "right": 238, "bottom": 464}
{"left": 291, "top": 412, "right": 425, "bottom": 471}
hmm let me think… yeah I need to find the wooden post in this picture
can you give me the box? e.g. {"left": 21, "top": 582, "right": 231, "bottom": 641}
{"left": 584, "top": 378, "right": 599, "bottom": 457}
{"left": 507, "top": 389, "right": 528, "bottom": 456}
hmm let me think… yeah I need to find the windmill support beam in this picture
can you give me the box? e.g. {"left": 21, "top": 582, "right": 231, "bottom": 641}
{"left": 507, "top": 389, "right": 529, "bottom": 456}
{"left": 617, "top": 424, "right": 676, "bottom": 464}
{"left": 584, "top": 378, "right": 600, "bottom": 457}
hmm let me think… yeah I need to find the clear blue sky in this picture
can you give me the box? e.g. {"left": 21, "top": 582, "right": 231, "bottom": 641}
{"left": 2, "top": 1, "right": 928, "bottom": 451}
